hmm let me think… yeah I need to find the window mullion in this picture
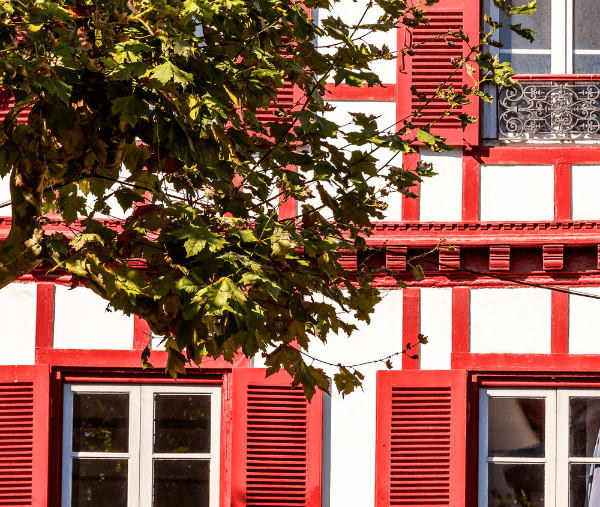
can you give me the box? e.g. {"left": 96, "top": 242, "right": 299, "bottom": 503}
{"left": 566, "top": 0, "right": 574, "bottom": 72}
{"left": 556, "top": 390, "right": 570, "bottom": 507}
{"left": 551, "top": 0, "right": 568, "bottom": 73}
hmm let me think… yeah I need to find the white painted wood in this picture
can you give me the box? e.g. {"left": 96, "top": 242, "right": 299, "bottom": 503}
{"left": 139, "top": 385, "right": 221, "bottom": 507}
{"left": 566, "top": 0, "right": 574, "bottom": 73}
{"left": 552, "top": 0, "right": 566, "bottom": 73}
{"left": 53, "top": 285, "right": 134, "bottom": 350}
{"left": 62, "top": 385, "right": 141, "bottom": 507}
{"left": 418, "top": 149, "right": 463, "bottom": 222}
{"left": 572, "top": 165, "right": 600, "bottom": 219}
{"left": 470, "top": 288, "right": 552, "bottom": 353}
{"left": 480, "top": 165, "right": 554, "bottom": 221}
{"left": 569, "top": 287, "right": 600, "bottom": 353}
{"left": 419, "top": 288, "right": 452, "bottom": 370}
{"left": 480, "top": 389, "right": 555, "bottom": 507}
{"left": 0, "top": 283, "right": 36, "bottom": 365}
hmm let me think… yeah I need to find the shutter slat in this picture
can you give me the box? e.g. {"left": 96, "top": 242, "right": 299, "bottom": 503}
{"left": 231, "top": 368, "right": 322, "bottom": 507}
{"left": 397, "top": 0, "right": 480, "bottom": 145}
{"left": 0, "top": 382, "right": 33, "bottom": 506}
{"left": 376, "top": 370, "right": 467, "bottom": 507}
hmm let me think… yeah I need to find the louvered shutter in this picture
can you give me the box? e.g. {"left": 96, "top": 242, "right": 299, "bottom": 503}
{"left": 397, "top": 0, "right": 480, "bottom": 146}
{"left": 231, "top": 368, "right": 323, "bottom": 507}
{"left": 256, "top": 77, "right": 299, "bottom": 125}
{"left": 0, "top": 365, "right": 50, "bottom": 507}
{"left": 0, "top": 90, "right": 31, "bottom": 125}
{"left": 375, "top": 370, "right": 467, "bottom": 507}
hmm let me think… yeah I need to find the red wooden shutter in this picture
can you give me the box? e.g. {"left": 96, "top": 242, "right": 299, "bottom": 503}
{"left": 397, "top": 0, "right": 480, "bottom": 146}
{"left": 231, "top": 368, "right": 323, "bottom": 507}
{"left": 375, "top": 369, "right": 467, "bottom": 507}
{"left": 0, "top": 93, "right": 31, "bottom": 125}
{"left": 0, "top": 365, "right": 50, "bottom": 507}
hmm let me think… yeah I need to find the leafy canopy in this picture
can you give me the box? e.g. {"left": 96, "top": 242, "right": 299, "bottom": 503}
{"left": 0, "top": 0, "right": 531, "bottom": 398}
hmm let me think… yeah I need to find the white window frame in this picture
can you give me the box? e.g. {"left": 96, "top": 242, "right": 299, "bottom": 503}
{"left": 487, "top": 0, "right": 600, "bottom": 75}
{"left": 480, "top": 388, "right": 600, "bottom": 507}
{"left": 62, "top": 384, "right": 221, "bottom": 507}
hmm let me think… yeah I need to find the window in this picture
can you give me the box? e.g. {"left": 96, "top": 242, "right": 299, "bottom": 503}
{"left": 489, "top": 0, "right": 600, "bottom": 74}
{"left": 480, "top": 389, "right": 600, "bottom": 507}
{"left": 61, "top": 384, "right": 221, "bottom": 507}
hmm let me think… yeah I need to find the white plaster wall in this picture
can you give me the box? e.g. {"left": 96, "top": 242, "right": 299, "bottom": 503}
{"left": 572, "top": 165, "right": 600, "bottom": 220}
{"left": 280, "top": 290, "right": 403, "bottom": 507}
{"left": 419, "top": 288, "right": 452, "bottom": 370}
{"left": 480, "top": 165, "right": 554, "bottom": 221}
{"left": 0, "top": 176, "right": 10, "bottom": 217}
{"left": 53, "top": 285, "right": 134, "bottom": 349}
{"left": 252, "top": 292, "right": 404, "bottom": 504}
{"left": 569, "top": 287, "right": 600, "bottom": 354}
{"left": 470, "top": 288, "right": 551, "bottom": 353}
{"left": 316, "top": 1, "right": 397, "bottom": 83}
{"left": 0, "top": 283, "right": 37, "bottom": 365}
{"left": 418, "top": 149, "right": 463, "bottom": 222}
{"left": 305, "top": 101, "right": 401, "bottom": 221}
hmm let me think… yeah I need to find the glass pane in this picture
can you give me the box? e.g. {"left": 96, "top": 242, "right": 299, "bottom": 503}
{"left": 72, "top": 393, "right": 129, "bottom": 453}
{"left": 499, "top": 53, "right": 551, "bottom": 74}
{"left": 574, "top": 54, "right": 600, "bottom": 74}
{"left": 570, "top": 398, "right": 600, "bottom": 457}
{"left": 153, "top": 459, "right": 210, "bottom": 507}
{"left": 573, "top": 0, "right": 600, "bottom": 51}
{"left": 488, "top": 397, "right": 545, "bottom": 457}
{"left": 488, "top": 463, "right": 544, "bottom": 507}
{"left": 154, "top": 394, "right": 211, "bottom": 454}
{"left": 570, "top": 463, "right": 600, "bottom": 507}
{"left": 499, "top": 0, "right": 551, "bottom": 50}
{"left": 72, "top": 458, "right": 128, "bottom": 507}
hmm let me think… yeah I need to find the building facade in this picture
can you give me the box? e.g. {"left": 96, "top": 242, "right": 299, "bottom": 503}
{"left": 2, "top": 0, "right": 600, "bottom": 506}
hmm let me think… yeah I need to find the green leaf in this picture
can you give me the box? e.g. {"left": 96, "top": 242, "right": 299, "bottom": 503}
{"left": 150, "top": 62, "right": 194, "bottom": 87}
{"left": 141, "top": 345, "right": 154, "bottom": 369}
{"left": 38, "top": 77, "right": 72, "bottom": 104}
{"left": 170, "top": 225, "right": 227, "bottom": 257}
{"left": 412, "top": 265, "right": 425, "bottom": 281}
{"left": 111, "top": 95, "right": 150, "bottom": 127}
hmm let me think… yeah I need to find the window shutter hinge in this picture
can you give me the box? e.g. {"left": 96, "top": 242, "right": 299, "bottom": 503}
{"left": 466, "top": 401, "right": 470, "bottom": 422}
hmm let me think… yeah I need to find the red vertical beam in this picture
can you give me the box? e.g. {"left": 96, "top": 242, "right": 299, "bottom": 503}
{"left": 402, "top": 152, "right": 420, "bottom": 221}
{"left": 278, "top": 164, "right": 297, "bottom": 220}
{"left": 35, "top": 284, "right": 54, "bottom": 364}
{"left": 402, "top": 288, "right": 420, "bottom": 370}
{"left": 554, "top": 162, "right": 571, "bottom": 220}
{"left": 462, "top": 157, "right": 480, "bottom": 221}
{"left": 551, "top": 290, "right": 569, "bottom": 354}
{"left": 451, "top": 287, "right": 470, "bottom": 368}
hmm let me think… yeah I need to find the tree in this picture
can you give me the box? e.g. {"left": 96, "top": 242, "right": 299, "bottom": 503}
{"left": 0, "top": 0, "right": 531, "bottom": 398}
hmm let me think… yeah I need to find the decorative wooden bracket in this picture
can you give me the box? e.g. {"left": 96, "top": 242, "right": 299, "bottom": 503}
{"left": 338, "top": 249, "right": 357, "bottom": 271}
{"left": 439, "top": 246, "right": 460, "bottom": 272}
{"left": 489, "top": 245, "right": 510, "bottom": 271}
{"left": 543, "top": 244, "right": 564, "bottom": 270}
{"left": 386, "top": 243, "right": 407, "bottom": 271}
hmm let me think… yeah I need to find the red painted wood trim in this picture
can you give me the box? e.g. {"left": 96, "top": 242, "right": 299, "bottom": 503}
{"left": 554, "top": 162, "right": 571, "bottom": 220}
{"left": 324, "top": 83, "right": 396, "bottom": 101}
{"left": 278, "top": 164, "right": 297, "bottom": 220}
{"left": 451, "top": 288, "right": 470, "bottom": 364}
{"left": 220, "top": 372, "right": 233, "bottom": 507}
{"left": 515, "top": 74, "right": 600, "bottom": 81}
{"left": 132, "top": 316, "right": 151, "bottom": 351}
{"left": 462, "top": 156, "right": 480, "bottom": 221}
{"left": 36, "top": 348, "right": 250, "bottom": 369}
{"left": 452, "top": 353, "right": 600, "bottom": 371}
{"left": 551, "top": 290, "right": 569, "bottom": 354}
{"left": 467, "top": 146, "right": 600, "bottom": 165}
{"left": 401, "top": 152, "right": 420, "bottom": 221}
{"left": 35, "top": 284, "right": 54, "bottom": 356}
{"left": 402, "top": 287, "right": 420, "bottom": 370}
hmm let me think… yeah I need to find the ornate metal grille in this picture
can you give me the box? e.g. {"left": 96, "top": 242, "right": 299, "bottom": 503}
{"left": 498, "top": 82, "right": 600, "bottom": 141}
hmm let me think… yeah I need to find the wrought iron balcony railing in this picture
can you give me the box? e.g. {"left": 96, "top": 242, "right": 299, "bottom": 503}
{"left": 493, "top": 77, "right": 600, "bottom": 142}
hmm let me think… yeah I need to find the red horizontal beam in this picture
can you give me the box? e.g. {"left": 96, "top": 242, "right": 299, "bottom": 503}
{"left": 324, "top": 83, "right": 396, "bottom": 101}
{"left": 515, "top": 74, "right": 600, "bottom": 81}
